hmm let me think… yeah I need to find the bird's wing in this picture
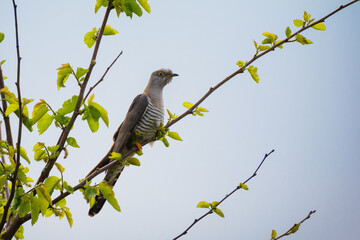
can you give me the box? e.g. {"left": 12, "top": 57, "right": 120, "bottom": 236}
{"left": 86, "top": 94, "right": 148, "bottom": 177}
{"left": 112, "top": 93, "right": 149, "bottom": 151}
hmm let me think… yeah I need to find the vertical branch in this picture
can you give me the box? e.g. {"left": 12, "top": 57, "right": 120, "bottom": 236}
{"left": 36, "top": 3, "right": 113, "bottom": 185}
{"left": 0, "top": 0, "right": 22, "bottom": 232}
{"left": 0, "top": 65, "right": 14, "bottom": 146}
{"left": 0, "top": 121, "right": 10, "bottom": 200}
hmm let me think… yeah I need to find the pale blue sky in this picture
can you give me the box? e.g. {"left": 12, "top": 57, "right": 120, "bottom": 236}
{"left": 0, "top": 0, "right": 359, "bottom": 239}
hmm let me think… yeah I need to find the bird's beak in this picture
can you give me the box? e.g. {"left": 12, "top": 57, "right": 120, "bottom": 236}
{"left": 171, "top": 73, "right": 179, "bottom": 77}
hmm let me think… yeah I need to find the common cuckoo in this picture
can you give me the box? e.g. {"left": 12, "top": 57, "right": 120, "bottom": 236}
{"left": 88, "top": 68, "right": 178, "bottom": 216}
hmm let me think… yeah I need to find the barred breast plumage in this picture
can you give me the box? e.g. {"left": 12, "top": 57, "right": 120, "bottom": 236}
{"left": 135, "top": 99, "right": 164, "bottom": 139}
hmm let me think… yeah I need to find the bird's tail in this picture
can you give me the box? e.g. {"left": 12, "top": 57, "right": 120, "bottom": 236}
{"left": 88, "top": 162, "right": 125, "bottom": 217}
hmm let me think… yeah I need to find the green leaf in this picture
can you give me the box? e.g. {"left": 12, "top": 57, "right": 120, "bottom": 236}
{"left": 44, "top": 176, "right": 61, "bottom": 195}
{"left": 58, "top": 95, "right": 79, "bottom": 115}
{"left": 75, "top": 67, "right": 89, "bottom": 79}
{"left": 89, "top": 102, "right": 109, "bottom": 127}
{"left": 303, "top": 11, "right": 311, "bottom": 22}
{"left": 312, "top": 22, "right": 326, "bottom": 31}
{"left": 293, "top": 19, "right": 304, "bottom": 27}
{"left": 138, "top": 0, "right": 151, "bottom": 13}
{"left": 271, "top": 229, "right": 277, "bottom": 239}
{"left": 0, "top": 32, "right": 4, "bottom": 43}
{"left": 56, "top": 63, "right": 73, "bottom": 90}
{"left": 182, "top": 102, "right": 193, "bottom": 109}
{"left": 0, "top": 175, "right": 7, "bottom": 190}
{"left": 285, "top": 26, "right": 291, "bottom": 38}
{"left": 236, "top": 60, "right": 244, "bottom": 67}
{"left": 197, "top": 107, "right": 209, "bottom": 112}
{"left": 5, "top": 103, "right": 19, "bottom": 116}
{"left": 64, "top": 207, "right": 73, "bottom": 228}
{"left": 55, "top": 163, "right": 65, "bottom": 173}
{"left": 262, "top": 32, "right": 277, "bottom": 42}
{"left": 85, "top": 186, "right": 98, "bottom": 200}
{"left": 261, "top": 38, "right": 273, "bottom": 44}
{"left": 109, "top": 152, "right": 122, "bottom": 161}
{"left": 37, "top": 113, "right": 54, "bottom": 135}
{"left": 84, "top": 105, "right": 100, "bottom": 132}
{"left": 126, "top": 0, "right": 143, "bottom": 17}
{"left": 128, "top": 157, "right": 140, "bottom": 166}
{"left": 197, "top": 201, "right": 210, "bottom": 208}
{"left": 19, "top": 194, "right": 31, "bottom": 218}
{"left": 162, "top": 137, "right": 169, "bottom": 147}
{"left": 95, "top": 0, "right": 108, "bottom": 13}
{"left": 31, "top": 196, "right": 40, "bottom": 225}
{"left": 14, "top": 225, "right": 24, "bottom": 240}
{"left": 0, "top": 60, "right": 6, "bottom": 65}
{"left": 103, "top": 25, "right": 119, "bottom": 35}
{"left": 290, "top": 223, "right": 301, "bottom": 234}
{"left": 84, "top": 28, "right": 97, "bottom": 48}
{"left": 99, "top": 181, "right": 121, "bottom": 212}
{"left": 295, "top": 33, "right": 313, "bottom": 45}
{"left": 36, "top": 188, "right": 50, "bottom": 215}
{"left": 31, "top": 100, "right": 49, "bottom": 125}
{"left": 239, "top": 183, "right": 249, "bottom": 190}
{"left": 214, "top": 207, "right": 224, "bottom": 218}
{"left": 55, "top": 198, "right": 66, "bottom": 208}
{"left": 64, "top": 181, "right": 74, "bottom": 194}
{"left": 253, "top": 40, "right": 258, "bottom": 50}
{"left": 66, "top": 137, "right": 80, "bottom": 148}
{"left": 20, "top": 146, "right": 30, "bottom": 164}
{"left": 247, "top": 65, "right": 259, "bottom": 84}
{"left": 167, "top": 131, "right": 183, "bottom": 141}
{"left": 258, "top": 45, "right": 271, "bottom": 51}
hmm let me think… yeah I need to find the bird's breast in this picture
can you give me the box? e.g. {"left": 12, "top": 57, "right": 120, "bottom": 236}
{"left": 134, "top": 102, "right": 164, "bottom": 140}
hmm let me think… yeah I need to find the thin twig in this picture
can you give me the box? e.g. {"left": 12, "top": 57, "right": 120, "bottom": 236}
{"left": 273, "top": 210, "right": 316, "bottom": 240}
{"left": 173, "top": 149, "right": 275, "bottom": 240}
{"left": 0, "top": 0, "right": 23, "bottom": 233}
{"left": 84, "top": 51, "right": 123, "bottom": 102}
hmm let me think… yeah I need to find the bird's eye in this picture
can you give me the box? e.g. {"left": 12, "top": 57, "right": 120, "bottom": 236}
{"left": 157, "top": 71, "right": 164, "bottom": 77}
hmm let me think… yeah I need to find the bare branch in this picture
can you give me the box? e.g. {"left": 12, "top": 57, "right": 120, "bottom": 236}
{"left": 173, "top": 149, "right": 275, "bottom": 240}
{"left": 84, "top": 51, "right": 123, "bottom": 102}
{"left": 273, "top": 210, "right": 316, "bottom": 240}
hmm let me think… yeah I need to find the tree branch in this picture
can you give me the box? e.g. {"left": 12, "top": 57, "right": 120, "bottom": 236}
{"left": 173, "top": 149, "right": 275, "bottom": 240}
{"left": 273, "top": 210, "right": 316, "bottom": 240}
{"left": 84, "top": 51, "right": 123, "bottom": 102}
{"left": 36, "top": 2, "right": 113, "bottom": 185}
{"left": 0, "top": 0, "right": 23, "bottom": 233}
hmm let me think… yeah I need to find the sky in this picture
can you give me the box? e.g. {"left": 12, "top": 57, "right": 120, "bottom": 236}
{"left": 0, "top": 0, "right": 359, "bottom": 239}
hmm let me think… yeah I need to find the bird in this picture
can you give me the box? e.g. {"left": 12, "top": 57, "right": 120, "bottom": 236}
{"left": 87, "top": 68, "right": 178, "bottom": 216}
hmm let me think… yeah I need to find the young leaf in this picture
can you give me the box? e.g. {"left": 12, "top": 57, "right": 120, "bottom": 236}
{"left": 239, "top": 183, "right": 249, "bottom": 190}
{"left": 103, "top": 25, "right": 119, "bottom": 35}
{"left": 31, "top": 196, "right": 41, "bottom": 225}
{"left": 37, "top": 113, "right": 54, "bottom": 134}
{"left": 109, "top": 152, "right": 122, "bottom": 161}
{"left": 84, "top": 28, "right": 97, "bottom": 48}
{"left": 99, "top": 181, "right": 121, "bottom": 212}
{"left": 0, "top": 32, "right": 4, "bottom": 43}
{"left": 56, "top": 63, "right": 73, "bottom": 90}
{"left": 14, "top": 226, "right": 24, "bottom": 240}
{"left": 258, "top": 45, "right": 271, "bottom": 51}
{"left": 138, "top": 0, "right": 151, "bottom": 13}
{"left": 44, "top": 176, "right": 61, "bottom": 195}
{"left": 85, "top": 186, "right": 98, "bottom": 200}
{"left": 95, "top": 0, "right": 108, "bottom": 13}
{"left": 290, "top": 223, "right": 301, "bottom": 233}
{"left": 285, "top": 26, "right": 291, "bottom": 38}
{"left": 31, "top": 100, "right": 49, "bottom": 126}
{"left": 182, "top": 102, "right": 193, "bottom": 109}
{"left": 271, "top": 229, "right": 277, "bottom": 239}
{"left": 197, "top": 201, "right": 210, "bottom": 208}
{"left": 0, "top": 175, "right": 7, "bottom": 189}
{"left": 89, "top": 102, "right": 109, "bottom": 127}
{"left": 167, "top": 131, "right": 183, "bottom": 141}
{"left": 20, "top": 146, "right": 30, "bottom": 164}
{"left": 66, "top": 137, "right": 80, "bottom": 148}
{"left": 275, "top": 40, "right": 283, "bottom": 49}
{"left": 64, "top": 207, "right": 73, "bottom": 228}
{"left": 127, "top": 0, "right": 143, "bottom": 17}
{"left": 295, "top": 33, "right": 313, "bottom": 45}
{"left": 36, "top": 188, "right": 50, "bottom": 215}
{"left": 19, "top": 194, "right": 32, "bottom": 218}
{"left": 5, "top": 103, "right": 19, "bottom": 116}
{"left": 75, "top": 67, "right": 89, "bottom": 79}
{"left": 236, "top": 60, "right": 244, "bottom": 67}
{"left": 162, "top": 137, "right": 169, "bottom": 147}
{"left": 253, "top": 40, "right": 258, "bottom": 50}
{"left": 197, "top": 107, "right": 209, "bottom": 112}
{"left": 64, "top": 181, "right": 74, "bottom": 194}
{"left": 128, "top": 157, "right": 141, "bottom": 166}
{"left": 293, "top": 19, "right": 304, "bottom": 27}
{"left": 303, "top": 11, "right": 311, "bottom": 22}
{"left": 55, "top": 163, "right": 65, "bottom": 173}
{"left": 57, "top": 95, "right": 79, "bottom": 115}
{"left": 262, "top": 32, "right": 277, "bottom": 42}
{"left": 312, "top": 22, "right": 326, "bottom": 31}
{"left": 247, "top": 65, "right": 260, "bottom": 84}
{"left": 214, "top": 207, "right": 225, "bottom": 218}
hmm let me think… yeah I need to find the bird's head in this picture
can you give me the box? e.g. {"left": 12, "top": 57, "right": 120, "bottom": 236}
{"left": 148, "top": 68, "right": 179, "bottom": 89}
